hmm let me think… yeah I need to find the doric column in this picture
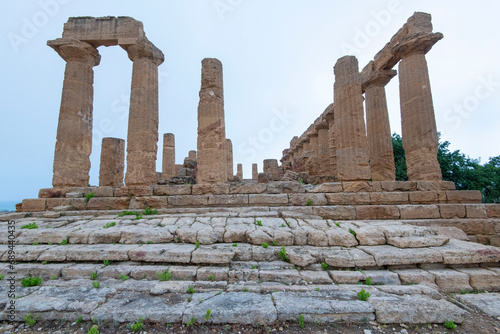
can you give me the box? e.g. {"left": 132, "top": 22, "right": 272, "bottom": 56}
{"left": 189, "top": 150, "right": 197, "bottom": 160}
{"left": 333, "top": 56, "right": 371, "bottom": 181}
{"left": 99, "top": 138, "right": 125, "bottom": 187}
{"left": 315, "top": 120, "right": 330, "bottom": 175}
{"left": 323, "top": 104, "right": 337, "bottom": 178}
{"left": 252, "top": 163, "right": 258, "bottom": 180}
{"left": 361, "top": 62, "right": 397, "bottom": 181}
{"left": 48, "top": 39, "right": 101, "bottom": 187}
{"left": 196, "top": 58, "right": 228, "bottom": 183}
{"left": 162, "top": 133, "right": 175, "bottom": 179}
{"left": 394, "top": 21, "right": 443, "bottom": 181}
{"left": 263, "top": 159, "right": 279, "bottom": 181}
{"left": 226, "top": 139, "right": 233, "bottom": 182}
{"left": 236, "top": 164, "right": 243, "bottom": 179}
{"left": 123, "top": 38, "right": 164, "bottom": 185}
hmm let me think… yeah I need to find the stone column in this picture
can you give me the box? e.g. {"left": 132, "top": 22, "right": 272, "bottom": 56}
{"left": 189, "top": 150, "right": 197, "bottom": 160}
{"left": 162, "top": 133, "right": 175, "bottom": 179}
{"left": 236, "top": 164, "right": 243, "bottom": 179}
{"left": 361, "top": 63, "right": 397, "bottom": 181}
{"left": 333, "top": 56, "right": 371, "bottom": 181}
{"left": 315, "top": 120, "right": 330, "bottom": 175}
{"left": 226, "top": 139, "right": 233, "bottom": 182}
{"left": 123, "top": 38, "right": 164, "bottom": 185}
{"left": 252, "top": 163, "right": 258, "bottom": 180}
{"left": 263, "top": 159, "right": 279, "bottom": 181}
{"left": 48, "top": 39, "right": 100, "bottom": 187}
{"left": 196, "top": 58, "right": 228, "bottom": 183}
{"left": 324, "top": 104, "right": 337, "bottom": 178}
{"left": 99, "top": 138, "right": 125, "bottom": 186}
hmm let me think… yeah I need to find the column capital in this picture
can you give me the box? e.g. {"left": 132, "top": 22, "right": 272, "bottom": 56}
{"left": 393, "top": 32, "right": 443, "bottom": 59}
{"left": 47, "top": 38, "right": 100, "bottom": 66}
{"left": 361, "top": 61, "right": 397, "bottom": 91}
{"left": 122, "top": 38, "right": 164, "bottom": 65}
{"left": 315, "top": 120, "right": 329, "bottom": 131}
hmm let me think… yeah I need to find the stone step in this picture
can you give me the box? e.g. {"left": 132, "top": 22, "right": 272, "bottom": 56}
{"left": 0, "top": 275, "right": 478, "bottom": 325}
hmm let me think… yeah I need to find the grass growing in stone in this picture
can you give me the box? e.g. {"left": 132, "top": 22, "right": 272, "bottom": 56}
{"left": 321, "top": 262, "right": 329, "bottom": 271}
{"left": 41, "top": 261, "right": 47, "bottom": 265}
{"left": 306, "top": 200, "right": 313, "bottom": 206}
{"left": 298, "top": 314, "right": 304, "bottom": 328}
{"left": 91, "top": 272, "right": 98, "bottom": 280}
{"left": 348, "top": 228, "right": 356, "bottom": 237}
{"left": 262, "top": 243, "right": 268, "bottom": 248}
{"left": 120, "top": 274, "right": 129, "bottom": 281}
{"left": 255, "top": 220, "right": 263, "bottom": 226}
{"left": 187, "top": 285, "right": 195, "bottom": 294}
{"left": 357, "top": 288, "right": 370, "bottom": 301}
{"left": 92, "top": 281, "right": 100, "bottom": 289}
{"left": 103, "top": 222, "right": 116, "bottom": 229}
{"left": 279, "top": 246, "right": 289, "bottom": 262}
{"left": 51, "top": 275, "right": 58, "bottom": 280}
{"left": 61, "top": 238, "right": 69, "bottom": 245}
{"left": 365, "top": 277, "right": 372, "bottom": 285}
{"left": 232, "top": 243, "right": 237, "bottom": 247}
{"left": 280, "top": 223, "right": 286, "bottom": 227}
{"left": 85, "top": 192, "right": 95, "bottom": 203}
{"left": 76, "top": 316, "right": 83, "bottom": 324}
{"left": 33, "top": 242, "right": 39, "bottom": 245}
{"left": 444, "top": 320, "right": 457, "bottom": 330}
{"left": 88, "top": 325, "right": 99, "bottom": 334}
{"left": 157, "top": 269, "right": 172, "bottom": 281}
{"left": 130, "top": 317, "right": 144, "bottom": 332}
{"left": 119, "top": 210, "right": 140, "bottom": 217}
{"left": 142, "top": 206, "right": 157, "bottom": 215}
{"left": 335, "top": 222, "right": 341, "bottom": 227}
{"left": 195, "top": 241, "right": 200, "bottom": 249}
{"left": 21, "top": 276, "right": 42, "bottom": 287}
{"left": 21, "top": 222, "right": 38, "bottom": 229}
{"left": 24, "top": 313, "right": 39, "bottom": 326}
{"left": 209, "top": 275, "right": 215, "bottom": 282}
{"left": 205, "top": 309, "right": 212, "bottom": 321}
{"left": 186, "top": 316, "right": 197, "bottom": 327}
{"left": 272, "top": 241, "right": 278, "bottom": 246}
{"left": 103, "top": 260, "right": 111, "bottom": 266}
{"left": 0, "top": 274, "right": 4, "bottom": 280}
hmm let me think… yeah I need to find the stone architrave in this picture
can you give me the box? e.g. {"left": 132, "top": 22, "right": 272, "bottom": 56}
{"left": 196, "top": 58, "right": 228, "bottom": 184}
{"left": 236, "top": 164, "right": 243, "bottom": 179}
{"left": 226, "top": 139, "right": 233, "bottom": 182}
{"left": 162, "top": 133, "right": 176, "bottom": 179}
{"left": 123, "top": 38, "right": 165, "bottom": 185}
{"left": 48, "top": 39, "right": 101, "bottom": 187}
{"left": 333, "top": 56, "right": 371, "bottom": 181}
{"left": 252, "top": 163, "right": 258, "bottom": 180}
{"left": 361, "top": 62, "right": 396, "bottom": 181}
{"left": 315, "top": 120, "right": 330, "bottom": 175}
{"left": 323, "top": 104, "right": 337, "bottom": 178}
{"left": 394, "top": 13, "right": 443, "bottom": 181}
{"left": 99, "top": 138, "right": 125, "bottom": 186}
{"left": 263, "top": 159, "right": 280, "bottom": 181}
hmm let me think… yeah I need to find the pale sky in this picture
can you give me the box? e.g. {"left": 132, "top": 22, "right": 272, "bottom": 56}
{"left": 1, "top": 1, "right": 499, "bottom": 209}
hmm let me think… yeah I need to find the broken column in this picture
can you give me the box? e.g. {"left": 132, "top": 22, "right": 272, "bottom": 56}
{"left": 162, "top": 133, "right": 176, "bottom": 180}
{"left": 263, "top": 159, "right": 280, "bottom": 181}
{"left": 188, "top": 150, "right": 197, "bottom": 160}
{"left": 394, "top": 13, "right": 443, "bottom": 181}
{"left": 361, "top": 62, "right": 396, "bottom": 181}
{"left": 226, "top": 139, "right": 233, "bottom": 182}
{"left": 333, "top": 56, "right": 371, "bottom": 181}
{"left": 236, "top": 164, "right": 243, "bottom": 180}
{"left": 315, "top": 120, "right": 330, "bottom": 175}
{"left": 99, "top": 138, "right": 125, "bottom": 186}
{"left": 252, "top": 163, "right": 258, "bottom": 180}
{"left": 196, "top": 58, "right": 228, "bottom": 184}
{"left": 123, "top": 38, "right": 164, "bottom": 185}
{"left": 48, "top": 39, "right": 100, "bottom": 187}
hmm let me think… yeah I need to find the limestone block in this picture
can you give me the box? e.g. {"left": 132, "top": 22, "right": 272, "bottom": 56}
{"left": 398, "top": 205, "right": 440, "bottom": 219}
{"left": 192, "top": 184, "right": 230, "bottom": 195}
{"left": 359, "top": 245, "right": 443, "bottom": 266}
{"left": 208, "top": 194, "right": 248, "bottom": 206}
{"left": 153, "top": 185, "right": 192, "bottom": 196}
{"left": 249, "top": 194, "right": 288, "bottom": 205}
{"left": 438, "top": 204, "right": 466, "bottom": 219}
{"left": 86, "top": 197, "right": 130, "bottom": 210}
{"left": 427, "top": 269, "right": 472, "bottom": 292}
{"left": 465, "top": 204, "right": 487, "bottom": 218}
{"left": 325, "top": 193, "right": 371, "bottom": 205}
{"left": 446, "top": 190, "right": 482, "bottom": 203}
{"left": 409, "top": 191, "right": 438, "bottom": 204}
{"left": 114, "top": 186, "right": 153, "bottom": 197}
{"left": 289, "top": 193, "right": 327, "bottom": 206}
{"left": 454, "top": 268, "right": 500, "bottom": 291}
{"left": 369, "top": 192, "right": 408, "bottom": 204}
{"left": 22, "top": 199, "right": 47, "bottom": 212}
{"left": 393, "top": 269, "right": 436, "bottom": 286}
{"left": 355, "top": 205, "right": 400, "bottom": 220}
{"left": 99, "top": 138, "right": 125, "bottom": 187}
{"left": 168, "top": 195, "right": 209, "bottom": 206}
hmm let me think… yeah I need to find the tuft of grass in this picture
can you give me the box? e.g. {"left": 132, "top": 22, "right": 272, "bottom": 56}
{"left": 103, "top": 260, "right": 111, "bottom": 266}
{"left": 279, "top": 246, "right": 289, "bottom": 262}
{"left": 444, "top": 320, "right": 457, "bottom": 330}
{"left": 146, "top": 241, "right": 153, "bottom": 244}
{"left": 61, "top": 238, "right": 69, "bottom": 245}
{"left": 130, "top": 317, "right": 144, "bottom": 332}
{"left": 24, "top": 313, "right": 39, "bottom": 326}
{"left": 357, "top": 288, "right": 370, "bottom": 301}
{"left": 21, "top": 222, "right": 38, "bottom": 229}
{"left": 187, "top": 285, "right": 195, "bottom": 294}
{"left": 348, "top": 228, "right": 356, "bottom": 237}
{"left": 209, "top": 275, "right": 215, "bottom": 282}
{"left": 85, "top": 192, "right": 95, "bottom": 203}
{"left": 157, "top": 269, "right": 172, "bottom": 281}
{"left": 272, "top": 241, "right": 277, "bottom": 246}
{"left": 119, "top": 210, "right": 140, "bottom": 217}
{"left": 255, "top": 220, "right": 263, "bottom": 226}
{"left": 41, "top": 261, "right": 47, "bottom": 265}
{"left": 195, "top": 241, "right": 200, "bottom": 249}
{"left": 298, "top": 314, "right": 304, "bottom": 328}
{"left": 204, "top": 309, "right": 212, "bottom": 322}
{"left": 76, "top": 316, "right": 83, "bottom": 324}
{"left": 103, "top": 222, "right": 116, "bottom": 229}
{"left": 251, "top": 265, "right": 257, "bottom": 269}
{"left": 262, "top": 243, "right": 268, "bottom": 249}
{"left": 92, "top": 281, "right": 100, "bottom": 289}
{"left": 335, "top": 222, "right": 340, "bottom": 227}
{"left": 0, "top": 274, "right": 4, "bottom": 280}
{"left": 142, "top": 206, "right": 157, "bottom": 215}
{"left": 88, "top": 325, "right": 99, "bottom": 334}
{"left": 21, "top": 276, "right": 42, "bottom": 287}
{"left": 232, "top": 243, "right": 237, "bottom": 247}
{"left": 365, "top": 277, "right": 372, "bottom": 286}
{"left": 91, "top": 272, "right": 98, "bottom": 280}
{"left": 51, "top": 275, "right": 57, "bottom": 280}
{"left": 306, "top": 200, "right": 313, "bottom": 206}
{"left": 120, "top": 274, "right": 129, "bottom": 281}
{"left": 321, "top": 262, "right": 329, "bottom": 271}
{"left": 299, "top": 179, "right": 304, "bottom": 184}
{"left": 33, "top": 242, "right": 39, "bottom": 245}
{"left": 280, "top": 223, "right": 286, "bottom": 227}
{"left": 243, "top": 287, "right": 249, "bottom": 292}
{"left": 186, "top": 316, "right": 197, "bottom": 327}
{"left": 315, "top": 287, "right": 320, "bottom": 291}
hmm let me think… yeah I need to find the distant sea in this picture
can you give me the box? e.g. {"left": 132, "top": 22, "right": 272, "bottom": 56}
{"left": 0, "top": 201, "right": 19, "bottom": 212}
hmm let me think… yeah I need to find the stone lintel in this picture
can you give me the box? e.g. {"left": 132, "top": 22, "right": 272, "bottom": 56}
{"left": 361, "top": 61, "right": 397, "bottom": 92}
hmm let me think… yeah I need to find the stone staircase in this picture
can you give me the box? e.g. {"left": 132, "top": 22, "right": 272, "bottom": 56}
{"left": 1, "top": 206, "right": 500, "bottom": 327}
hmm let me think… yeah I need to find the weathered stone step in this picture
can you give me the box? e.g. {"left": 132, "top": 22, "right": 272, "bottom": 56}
{"left": 0, "top": 277, "right": 472, "bottom": 325}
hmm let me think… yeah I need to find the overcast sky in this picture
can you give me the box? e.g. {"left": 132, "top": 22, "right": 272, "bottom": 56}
{"left": 1, "top": 1, "right": 499, "bottom": 209}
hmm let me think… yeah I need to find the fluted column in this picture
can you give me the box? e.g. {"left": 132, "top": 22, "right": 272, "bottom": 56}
{"left": 123, "top": 38, "right": 164, "bottom": 185}
{"left": 324, "top": 104, "right": 337, "bottom": 178}
{"left": 99, "top": 138, "right": 125, "bottom": 186}
{"left": 394, "top": 29, "right": 443, "bottom": 181}
{"left": 252, "top": 163, "right": 258, "bottom": 180}
{"left": 362, "top": 63, "right": 397, "bottom": 181}
{"left": 196, "top": 58, "right": 228, "bottom": 183}
{"left": 226, "top": 138, "right": 233, "bottom": 182}
{"left": 236, "top": 164, "right": 243, "bottom": 179}
{"left": 48, "top": 39, "right": 100, "bottom": 187}
{"left": 162, "top": 133, "right": 176, "bottom": 179}
{"left": 315, "top": 120, "right": 330, "bottom": 175}
{"left": 333, "top": 56, "right": 371, "bottom": 181}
